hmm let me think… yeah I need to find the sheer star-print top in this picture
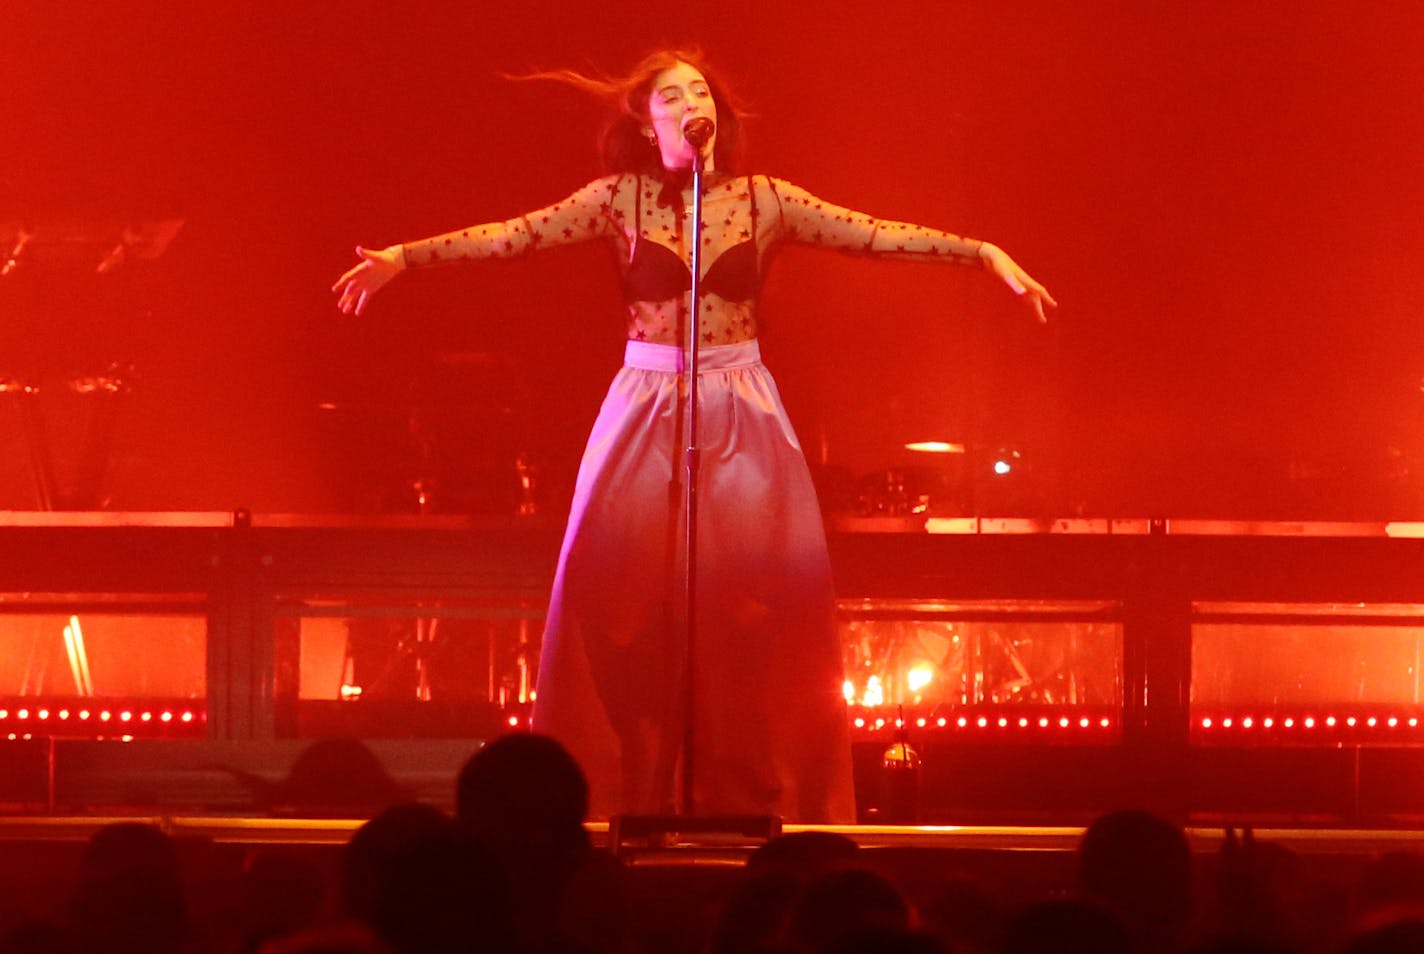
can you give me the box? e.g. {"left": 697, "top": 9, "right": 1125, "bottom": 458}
{"left": 401, "top": 173, "right": 985, "bottom": 346}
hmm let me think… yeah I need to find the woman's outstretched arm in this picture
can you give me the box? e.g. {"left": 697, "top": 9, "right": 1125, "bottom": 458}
{"left": 332, "top": 175, "right": 627, "bottom": 315}
{"left": 765, "top": 177, "right": 1058, "bottom": 323}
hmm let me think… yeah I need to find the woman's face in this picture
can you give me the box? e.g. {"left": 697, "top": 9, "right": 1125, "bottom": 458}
{"left": 645, "top": 60, "right": 717, "bottom": 171}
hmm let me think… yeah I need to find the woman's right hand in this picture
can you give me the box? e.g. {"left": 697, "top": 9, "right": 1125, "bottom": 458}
{"left": 331, "top": 244, "right": 405, "bottom": 315}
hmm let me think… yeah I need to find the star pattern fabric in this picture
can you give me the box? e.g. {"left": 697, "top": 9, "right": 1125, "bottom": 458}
{"left": 400, "top": 173, "right": 985, "bottom": 346}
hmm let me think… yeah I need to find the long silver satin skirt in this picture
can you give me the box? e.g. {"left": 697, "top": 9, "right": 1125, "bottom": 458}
{"left": 531, "top": 339, "right": 854, "bottom": 823}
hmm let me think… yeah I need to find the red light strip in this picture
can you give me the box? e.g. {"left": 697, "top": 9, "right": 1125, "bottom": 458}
{"left": 849, "top": 709, "right": 1116, "bottom": 732}
{"left": 1195, "top": 712, "right": 1423, "bottom": 731}
{"left": 850, "top": 707, "right": 1424, "bottom": 736}
{"left": 0, "top": 702, "right": 205, "bottom": 737}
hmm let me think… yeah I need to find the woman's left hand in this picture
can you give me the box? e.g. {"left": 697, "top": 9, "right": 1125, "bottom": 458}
{"left": 979, "top": 243, "right": 1057, "bottom": 324}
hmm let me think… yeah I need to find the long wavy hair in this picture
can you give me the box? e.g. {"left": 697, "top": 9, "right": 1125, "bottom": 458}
{"left": 514, "top": 49, "right": 747, "bottom": 177}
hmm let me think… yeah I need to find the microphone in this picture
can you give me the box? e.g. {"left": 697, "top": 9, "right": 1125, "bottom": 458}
{"left": 682, "top": 116, "right": 715, "bottom": 151}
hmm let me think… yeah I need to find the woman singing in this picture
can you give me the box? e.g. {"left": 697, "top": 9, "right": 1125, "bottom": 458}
{"left": 333, "top": 50, "right": 1055, "bottom": 822}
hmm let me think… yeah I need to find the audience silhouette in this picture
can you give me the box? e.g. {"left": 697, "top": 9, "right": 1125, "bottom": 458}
{"left": 69, "top": 822, "right": 189, "bottom": 954}
{"left": 8, "top": 736, "right": 1424, "bottom": 954}
{"left": 1078, "top": 808, "right": 1195, "bottom": 953}
{"left": 456, "top": 733, "right": 629, "bottom": 954}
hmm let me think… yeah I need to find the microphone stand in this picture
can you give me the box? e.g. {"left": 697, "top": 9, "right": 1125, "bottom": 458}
{"left": 680, "top": 143, "right": 707, "bottom": 816}
{"left": 607, "top": 129, "right": 782, "bottom": 851}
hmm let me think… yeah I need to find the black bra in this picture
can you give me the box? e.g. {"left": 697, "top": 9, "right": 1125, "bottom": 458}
{"left": 620, "top": 175, "right": 760, "bottom": 304}
{"left": 622, "top": 237, "right": 758, "bottom": 303}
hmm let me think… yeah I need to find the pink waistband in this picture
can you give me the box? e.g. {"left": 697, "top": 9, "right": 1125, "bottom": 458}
{"left": 622, "top": 339, "right": 763, "bottom": 373}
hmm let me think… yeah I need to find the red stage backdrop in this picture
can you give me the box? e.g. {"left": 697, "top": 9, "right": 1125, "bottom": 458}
{"left": 2, "top": 0, "right": 1421, "bottom": 518}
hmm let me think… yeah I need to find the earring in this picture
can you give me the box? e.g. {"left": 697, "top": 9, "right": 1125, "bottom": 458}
{"left": 645, "top": 130, "right": 657, "bottom": 148}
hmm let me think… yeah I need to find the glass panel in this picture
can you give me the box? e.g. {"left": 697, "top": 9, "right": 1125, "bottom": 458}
{"left": 291, "top": 613, "right": 538, "bottom": 705}
{"left": 275, "top": 597, "right": 543, "bottom": 738}
{"left": 0, "top": 610, "right": 205, "bottom": 698}
{"left": 1192, "top": 622, "right": 1424, "bottom": 706}
{"left": 837, "top": 599, "right": 1122, "bottom": 709}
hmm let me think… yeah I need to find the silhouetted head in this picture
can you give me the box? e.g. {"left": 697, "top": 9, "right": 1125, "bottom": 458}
{"left": 455, "top": 732, "right": 589, "bottom": 848}
{"left": 341, "top": 803, "right": 511, "bottom": 954}
{"left": 748, "top": 831, "right": 861, "bottom": 881}
{"left": 272, "top": 740, "right": 408, "bottom": 817}
{"left": 240, "top": 847, "right": 329, "bottom": 949}
{"left": 918, "top": 875, "right": 1006, "bottom": 954}
{"left": 1079, "top": 809, "right": 1194, "bottom": 932}
{"left": 786, "top": 868, "right": 912, "bottom": 954}
{"left": 341, "top": 803, "right": 453, "bottom": 921}
{"left": 71, "top": 822, "right": 187, "bottom": 954}
{"left": 708, "top": 871, "right": 803, "bottom": 954}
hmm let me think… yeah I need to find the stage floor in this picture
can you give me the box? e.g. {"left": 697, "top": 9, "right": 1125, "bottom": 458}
{"left": 6, "top": 815, "right": 1424, "bottom": 858}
